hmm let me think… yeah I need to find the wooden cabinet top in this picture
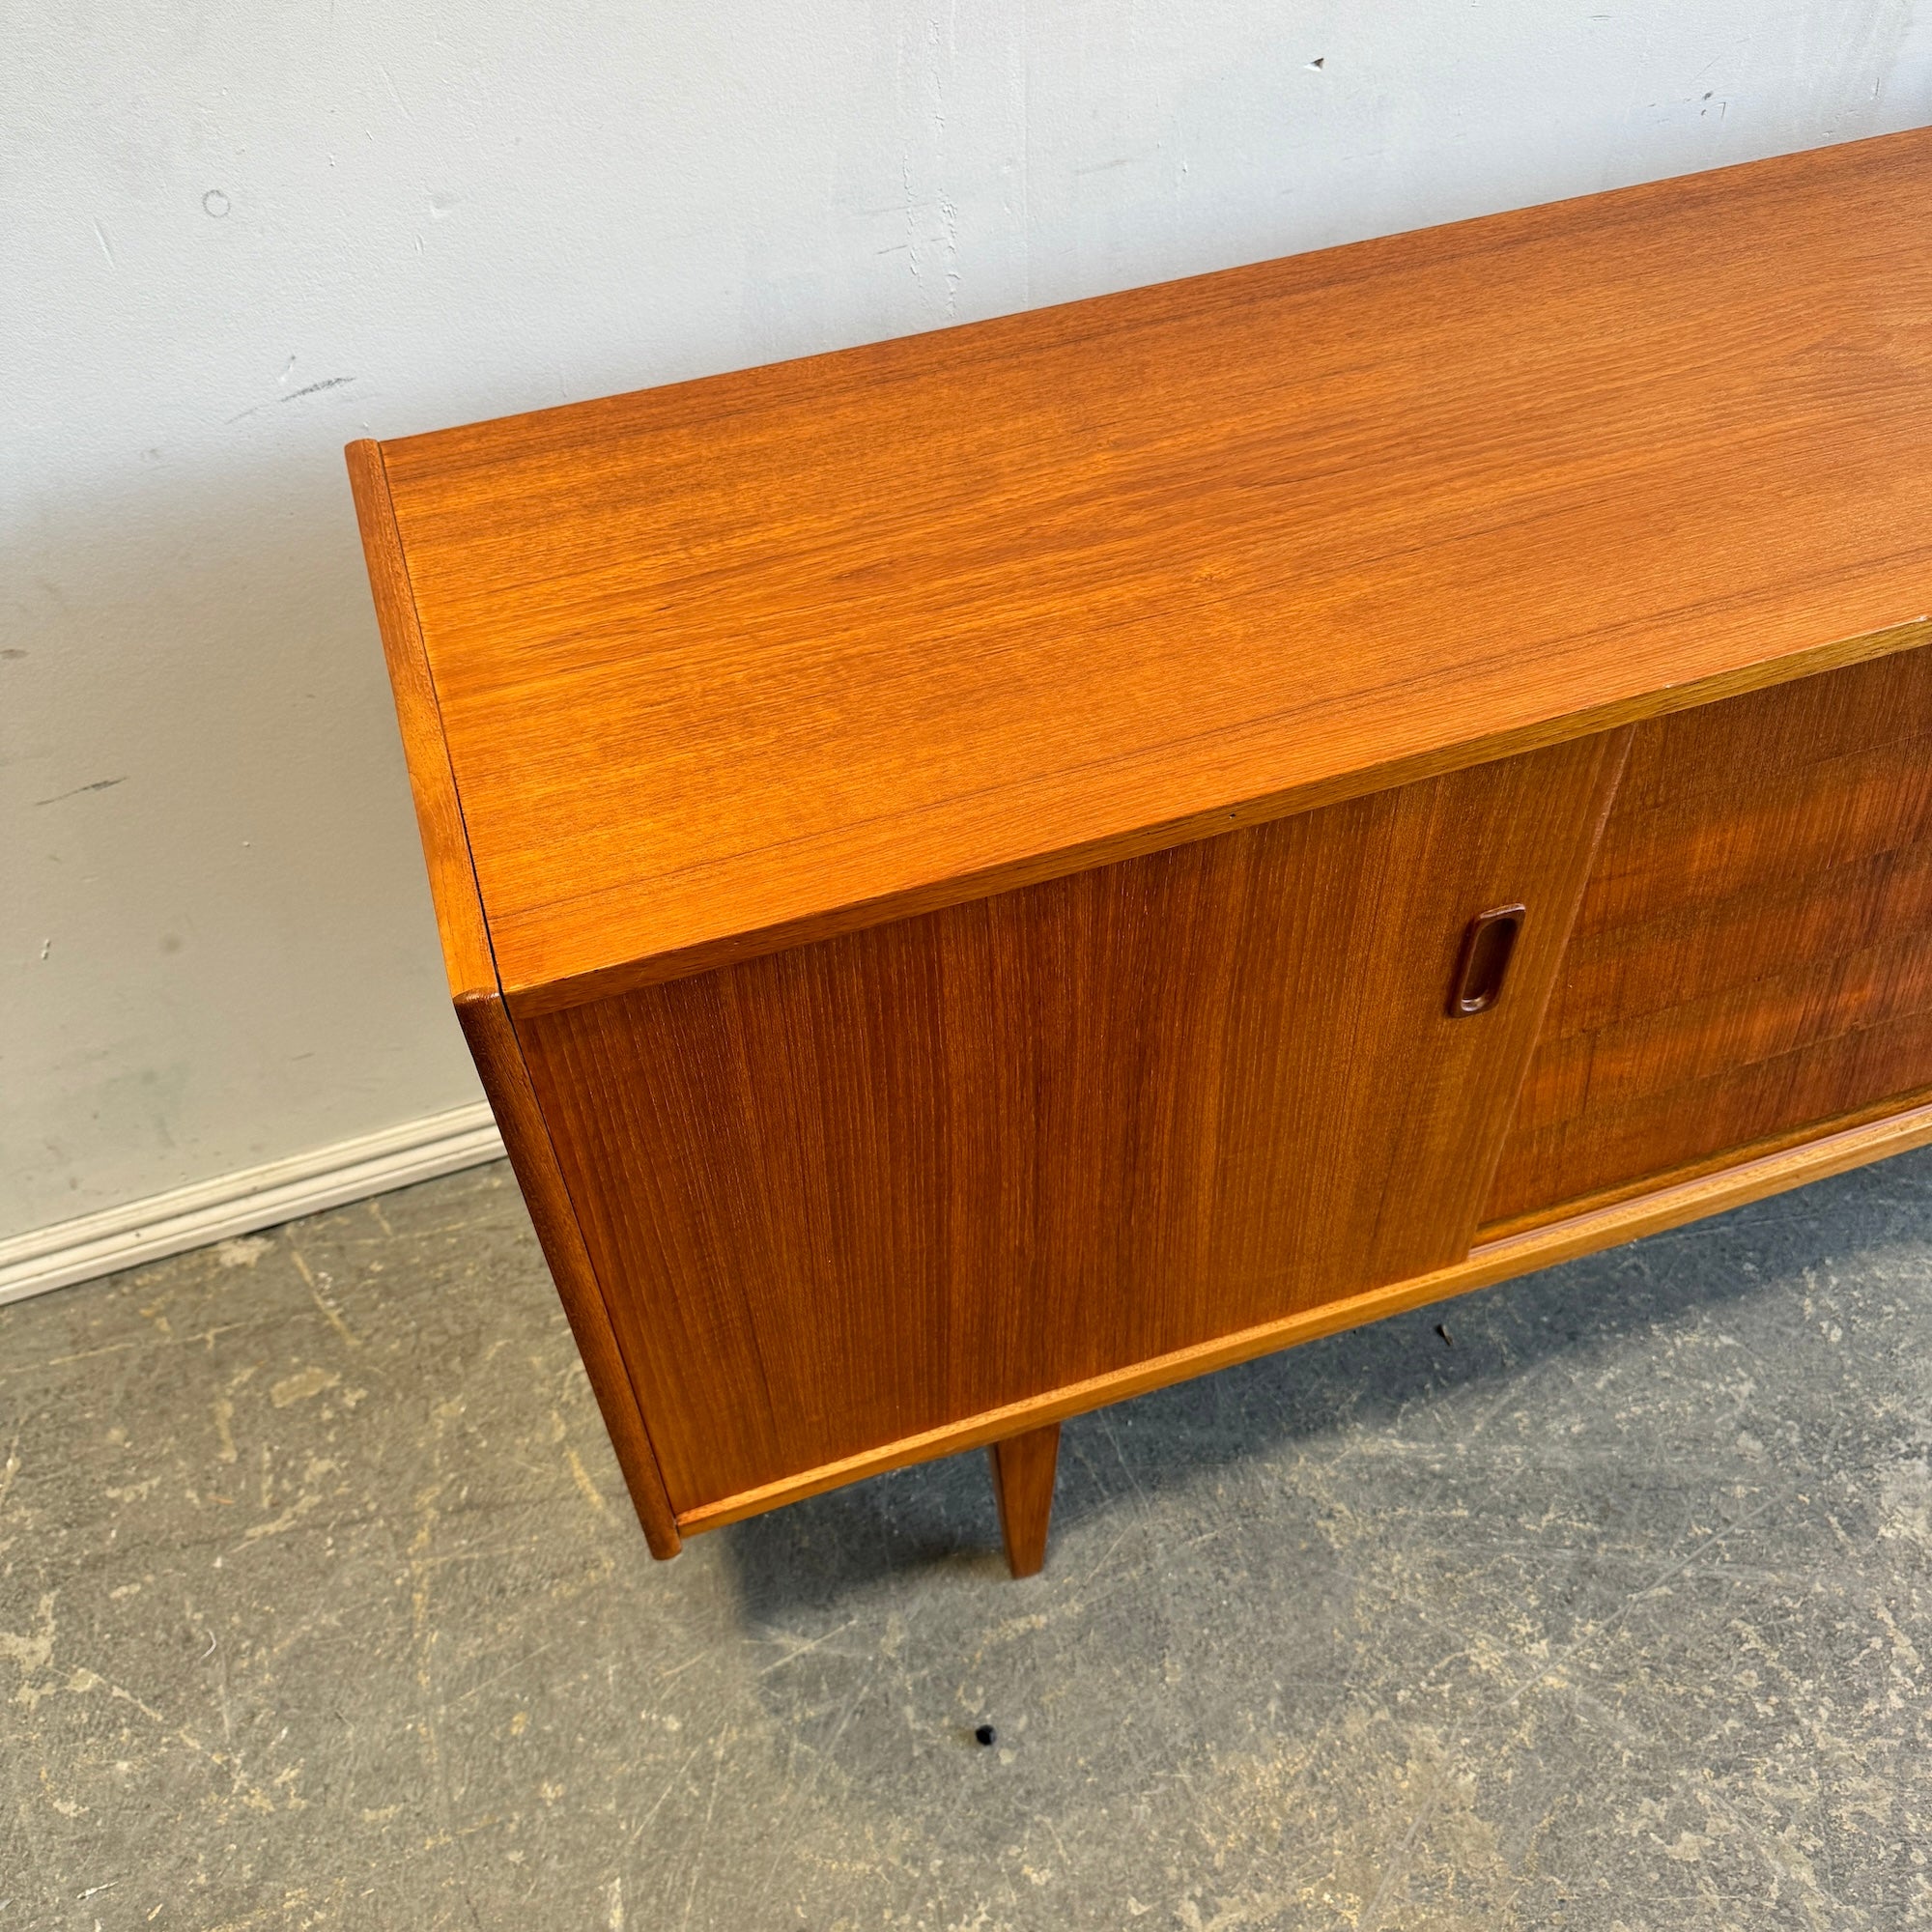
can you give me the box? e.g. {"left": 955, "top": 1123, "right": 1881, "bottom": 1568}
{"left": 351, "top": 129, "right": 1932, "bottom": 1016}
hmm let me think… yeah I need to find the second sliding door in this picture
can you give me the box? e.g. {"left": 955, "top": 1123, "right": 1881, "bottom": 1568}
{"left": 518, "top": 728, "right": 1630, "bottom": 1512}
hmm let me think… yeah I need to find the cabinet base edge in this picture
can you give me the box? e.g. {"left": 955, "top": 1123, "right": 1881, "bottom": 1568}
{"left": 676, "top": 1094, "right": 1932, "bottom": 1536}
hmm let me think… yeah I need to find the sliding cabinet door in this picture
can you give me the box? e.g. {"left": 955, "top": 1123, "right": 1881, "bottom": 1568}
{"left": 521, "top": 731, "right": 1627, "bottom": 1512}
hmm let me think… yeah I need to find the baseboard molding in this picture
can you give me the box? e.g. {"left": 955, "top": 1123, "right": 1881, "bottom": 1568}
{"left": 0, "top": 1102, "right": 505, "bottom": 1307}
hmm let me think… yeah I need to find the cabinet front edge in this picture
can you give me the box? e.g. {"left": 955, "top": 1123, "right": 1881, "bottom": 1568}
{"left": 502, "top": 613, "right": 1932, "bottom": 1020}
{"left": 346, "top": 438, "right": 500, "bottom": 1006}
{"left": 674, "top": 1091, "right": 1932, "bottom": 1536}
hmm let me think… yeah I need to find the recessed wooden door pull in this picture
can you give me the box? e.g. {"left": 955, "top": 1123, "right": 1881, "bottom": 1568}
{"left": 1451, "top": 905, "right": 1526, "bottom": 1015}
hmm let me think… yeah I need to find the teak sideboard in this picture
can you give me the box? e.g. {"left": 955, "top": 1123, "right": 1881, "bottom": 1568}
{"left": 350, "top": 129, "right": 1932, "bottom": 1578}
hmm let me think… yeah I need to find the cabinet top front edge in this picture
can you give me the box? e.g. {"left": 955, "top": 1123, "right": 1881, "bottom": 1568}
{"left": 355, "top": 129, "right": 1932, "bottom": 1013}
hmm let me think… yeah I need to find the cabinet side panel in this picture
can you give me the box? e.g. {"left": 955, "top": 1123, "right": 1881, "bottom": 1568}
{"left": 521, "top": 734, "right": 1623, "bottom": 1513}
{"left": 455, "top": 1000, "right": 683, "bottom": 1557}
{"left": 1485, "top": 642, "right": 1932, "bottom": 1230}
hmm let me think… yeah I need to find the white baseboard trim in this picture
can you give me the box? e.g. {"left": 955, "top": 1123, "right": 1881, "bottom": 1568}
{"left": 0, "top": 1102, "right": 505, "bottom": 1307}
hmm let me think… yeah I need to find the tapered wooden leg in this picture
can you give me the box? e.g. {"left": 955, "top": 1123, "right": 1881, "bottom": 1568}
{"left": 988, "top": 1422, "right": 1062, "bottom": 1577}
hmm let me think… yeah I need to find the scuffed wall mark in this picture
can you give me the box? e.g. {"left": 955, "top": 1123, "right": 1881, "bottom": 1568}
{"left": 900, "top": 154, "right": 922, "bottom": 296}
{"left": 1807, "top": 0, "right": 1912, "bottom": 136}
{"left": 34, "top": 776, "right": 127, "bottom": 807}
{"left": 895, "top": 7, "right": 960, "bottom": 317}
{"left": 940, "top": 194, "right": 961, "bottom": 315}
{"left": 930, "top": 10, "right": 960, "bottom": 315}
{"left": 1017, "top": 0, "right": 1031, "bottom": 305}
{"left": 379, "top": 61, "right": 415, "bottom": 123}
{"left": 281, "top": 377, "right": 357, "bottom": 404}
{"left": 92, "top": 219, "right": 115, "bottom": 267}
{"left": 226, "top": 377, "right": 355, "bottom": 424}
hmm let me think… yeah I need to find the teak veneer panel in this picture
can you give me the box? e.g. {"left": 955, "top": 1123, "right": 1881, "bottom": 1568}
{"left": 1486, "top": 647, "right": 1932, "bottom": 1231}
{"left": 678, "top": 1095, "right": 1932, "bottom": 1534}
{"left": 351, "top": 130, "right": 1932, "bottom": 1569}
{"left": 517, "top": 733, "right": 1625, "bottom": 1511}
{"left": 368, "top": 130, "right": 1932, "bottom": 1011}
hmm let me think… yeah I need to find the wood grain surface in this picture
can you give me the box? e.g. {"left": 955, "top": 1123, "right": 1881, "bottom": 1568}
{"left": 677, "top": 1093, "right": 1932, "bottom": 1535}
{"left": 347, "top": 134, "right": 1932, "bottom": 1568}
{"left": 516, "top": 733, "right": 1626, "bottom": 1512}
{"left": 368, "top": 131, "right": 1932, "bottom": 1012}
{"left": 989, "top": 1425, "right": 1062, "bottom": 1580}
{"left": 345, "top": 441, "right": 683, "bottom": 1556}
{"left": 455, "top": 994, "right": 682, "bottom": 1558}
{"left": 1485, "top": 644, "right": 1932, "bottom": 1231}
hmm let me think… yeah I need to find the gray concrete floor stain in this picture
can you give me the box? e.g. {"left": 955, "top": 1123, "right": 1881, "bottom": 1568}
{"left": 2, "top": 1153, "right": 1930, "bottom": 1929}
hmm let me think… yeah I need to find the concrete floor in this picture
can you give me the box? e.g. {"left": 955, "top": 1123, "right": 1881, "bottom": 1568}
{"left": 3, "top": 1155, "right": 1931, "bottom": 1932}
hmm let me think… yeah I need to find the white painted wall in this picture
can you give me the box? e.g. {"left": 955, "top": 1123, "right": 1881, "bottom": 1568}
{"left": 6, "top": 1, "right": 1929, "bottom": 1245}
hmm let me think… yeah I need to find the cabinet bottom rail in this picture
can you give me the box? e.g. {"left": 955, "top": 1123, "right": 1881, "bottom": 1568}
{"left": 670, "top": 1094, "right": 1932, "bottom": 1541}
